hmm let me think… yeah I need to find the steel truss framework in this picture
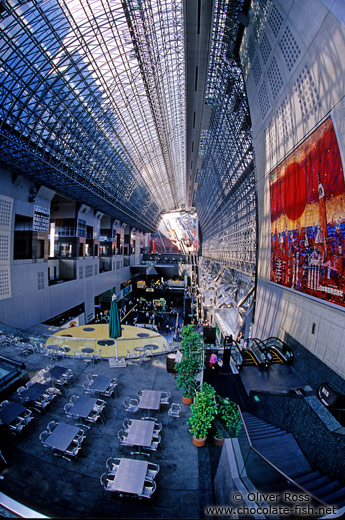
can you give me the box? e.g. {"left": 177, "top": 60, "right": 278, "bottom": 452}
{"left": 194, "top": 0, "right": 257, "bottom": 278}
{"left": 0, "top": 0, "right": 185, "bottom": 232}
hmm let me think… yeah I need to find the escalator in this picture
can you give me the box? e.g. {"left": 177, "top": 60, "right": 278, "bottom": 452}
{"left": 230, "top": 338, "right": 271, "bottom": 370}
{"left": 260, "top": 337, "right": 294, "bottom": 363}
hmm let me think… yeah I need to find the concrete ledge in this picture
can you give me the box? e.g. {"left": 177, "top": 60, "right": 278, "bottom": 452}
{"left": 0, "top": 492, "right": 49, "bottom": 518}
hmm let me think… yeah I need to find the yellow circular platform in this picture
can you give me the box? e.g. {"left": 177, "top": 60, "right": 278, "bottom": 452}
{"left": 45, "top": 324, "right": 168, "bottom": 358}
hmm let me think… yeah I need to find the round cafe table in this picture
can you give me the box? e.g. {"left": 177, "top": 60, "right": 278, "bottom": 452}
{"left": 82, "top": 347, "right": 94, "bottom": 353}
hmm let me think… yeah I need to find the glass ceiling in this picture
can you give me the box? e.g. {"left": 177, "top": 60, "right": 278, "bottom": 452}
{"left": 0, "top": 0, "right": 186, "bottom": 232}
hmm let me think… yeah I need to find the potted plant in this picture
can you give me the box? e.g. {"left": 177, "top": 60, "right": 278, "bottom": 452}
{"left": 187, "top": 382, "right": 217, "bottom": 447}
{"left": 175, "top": 325, "right": 204, "bottom": 404}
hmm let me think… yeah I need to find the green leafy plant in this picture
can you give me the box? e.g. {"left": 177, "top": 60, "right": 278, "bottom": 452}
{"left": 215, "top": 395, "right": 242, "bottom": 438}
{"left": 187, "top": 382, "right": 217, "bottom": 440}
{"left": 175, "top": 325, "right": 204, "bottom": 398}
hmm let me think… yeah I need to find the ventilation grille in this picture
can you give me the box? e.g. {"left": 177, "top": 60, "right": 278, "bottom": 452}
{"left": 252, "top": 56, "right": 262, "bottom": 84}
{"left": 265, "top": 120, "right": 277, "bottom": 168}
{"left": 37, "top": 271, "right": 44, "bottom": 290}
{"left": 267, "top": 57, "right": 283, "bottom": 99}
{"left": 94, "top": 264, "right": 98, "bottom": 276}
{"left": 0, "top": 196, "right": 12, "bottom": 230}
{"left": 248, "top": 34, "right": 257, "bottom": 61}
{"left": 116, "top": 261, "right": 121, "bottom": 270}
{"left": 294, "top": 67, "right": 321, "bottom": 119}
{"left": 113, "top": 261, "right": 115, "bottom": 270}
{"left": 279, "top": 26, "right": 301, "bottom": 72}
{"left": 258, "top": 81, "right": 271, "bottom": 119}
{"left": 260, "top": 33, "right": 272, "bottom": 64}
{"left": 79, "top": 266, "right": 83, "bottom": 279}
{"left": 277, "top": 97, "right": 294, "bottom": 141}
{"left": 268, "top": 5, "right": 283, "bottom": 37}
{"left": 0, "top": 266, "right": 11, "bottom": 300}
{"left": 85, "top": 265, "right": 93, "bottom": 278}
{"left": 0, "top": 232, "right": 10, "bottom": 263}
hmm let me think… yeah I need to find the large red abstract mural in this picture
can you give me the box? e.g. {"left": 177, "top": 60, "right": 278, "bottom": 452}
{"left": 269, "top": 117, "right": 345, "bottom": 307}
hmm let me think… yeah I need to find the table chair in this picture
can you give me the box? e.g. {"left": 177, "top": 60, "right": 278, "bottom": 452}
{"left": 106, "top": 457, "right": 121, "bottom": 474}
{"left": 167, "top": 403, "right": 181, "bottom": 421}
{"left": 146, "top": 462, "right": 160, "bottom": 482}
{"left": 138, "top": 480, "right": 157, "bottom": 499}
{"left": 123, "top": 397, "right": 139, "bottom": 413}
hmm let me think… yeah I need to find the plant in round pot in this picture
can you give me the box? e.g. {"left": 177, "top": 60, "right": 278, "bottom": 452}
{"left": 175, "top": 325, "right": 204, "bottom": 404}
{"left": 187, "top": 382, "right": 217, "bottom": 447}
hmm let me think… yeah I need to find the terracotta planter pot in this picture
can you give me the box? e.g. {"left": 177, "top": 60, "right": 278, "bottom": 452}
{"left": 192, "top": 436, "right": 207, "bottom": 447}
{"left": 182, "top": 395, "right": 193, "bottom": 405}
{"left": 212, "top": 435, "right": 225, "bottom": 446}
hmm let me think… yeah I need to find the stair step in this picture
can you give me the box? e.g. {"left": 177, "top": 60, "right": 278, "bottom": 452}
{"left": 304, "top": 476, "right": 331, "bottom": 491}
{"left": 246, "top": 424, "right": 282, "bottom": 432}
{"left": 249, "top": 431, "right": 287, "bottom": 440}
{"left": 322, "top": 486, "right": 345, "bottom": 505}
{"left": 317, "top": 481, "right": 341, "bottom": 498}
{"left": 291, "top": 470, "right": 321, "bottom": 482}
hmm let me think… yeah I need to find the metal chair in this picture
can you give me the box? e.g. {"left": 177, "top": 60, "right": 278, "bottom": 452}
{"left": 64, "top": 402, "right": 75, "bottom": 418}
{"left": 64, "top": 369, "right": 74, "bottom": 387}
{"left": 160, "top": 391, "right": 171, "bottom": 405}
{"left": 100, "top": 472, "right": 115, "bottom": 492}
{"left": 47, "top": 420, "right": 59, "bottom": 433}
{"left": 72, "top": 428, "right": 86, "bottom": 446}
{"left": 64, "top": 445, "right": 82, "bottom": 459}
{"left": 69, "top": 395, "right": 78, "bottom": 405}
{"left": 39, "top": 430, "right": 50, "bottom": 447}
{"left": 83, "top": 382, "right": 92, "bottom": 395}
{"left": 168, "top": 403, "right": 181, "bottom": 420}
{"left": 123, "top": 418, "right": 132, "bottom": 432}
{"left": 93, "top": 398, "right": 106, "bottom": 413}
{"left": 118, "top": 429, "right": 130, "bottom": 445}
{"left": 123, "top": 397, "right": 139, "bottom": 413}
{"left": 137, "top": 390, "right": 143, "bottom": 399}
{"left": 18, "top": 409, "right": 34, "bottom": 425}
{"left": 0, "top": 400, "right": 9, "bottom": 409}
{"left": 144, "top": 435, "right": 161, "bottom": 452}
{"left": 138, "top": 480, "right": 157, "bottom": 498}
{"left": 106, "top": 457, "right": 121, "bottom": 474}
{"left": 85, "top": 410, "right": 102, "bottom": 425}
{"left": 9, "top": 418, "right": 25, "bottom": 434}
{"left": 16, "top": 386, "right": 29, "bottom": 403}
{"left": 145, "top": 462, "right": 160, "bottom": 482}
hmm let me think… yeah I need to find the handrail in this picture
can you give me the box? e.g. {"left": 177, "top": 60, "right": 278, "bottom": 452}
{"left": 237, "top": 407, "right": 329, "bottom": 507}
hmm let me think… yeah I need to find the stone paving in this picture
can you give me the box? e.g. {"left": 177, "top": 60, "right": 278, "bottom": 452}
{"left": 0, "top": 342, "right": 206, "bottom": 519}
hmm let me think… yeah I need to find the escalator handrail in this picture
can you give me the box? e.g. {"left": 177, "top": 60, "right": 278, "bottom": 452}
{"left": 243, "top": 339, "right": 269, "bottom": 366}
{"left": 237, "top": 407, "right": 329, "bottom": 507}
{"left": 260, "top": 337, "right": 293, "bottom": 362}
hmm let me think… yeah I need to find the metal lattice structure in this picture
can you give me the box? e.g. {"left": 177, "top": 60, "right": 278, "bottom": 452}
{"left": 0, "top": 0, "right": 186, "bottom": 232}
{"left": 194, "top": 0, "right": 257, "bottom": 278}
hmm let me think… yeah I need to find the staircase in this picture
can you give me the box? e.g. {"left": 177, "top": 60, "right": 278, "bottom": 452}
{"left": 242, "top": 412, "right": 345, "bottom": 508}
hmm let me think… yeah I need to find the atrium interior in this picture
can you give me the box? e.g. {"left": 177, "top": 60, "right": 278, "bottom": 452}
{"left": 0, "top": 0, "right": 345, "bottom": 518}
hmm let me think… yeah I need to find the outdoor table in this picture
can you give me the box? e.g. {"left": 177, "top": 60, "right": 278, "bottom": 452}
{"left": 69, "top": 396, "right": 98, "bottom": 419}
{"left": 44, "top": 422, "right": 80, "bottom": 452}
{"left": 126, "top": 419, "right": 154, "bottom": 454}
{"left": 21, "top": 383, "right": 48, "bottom": 402}
{"left": 89, "top": 375, "right": 112, "bottom": 393}
{"left": 0, "top": 402, "right": 26, "bottom": 425}
{"left": 138, "top": 390, "right": 162, "bottom": 412}
{"left": 48, "top": 366, "right": 67, "bottom": 380}
{"left": 108, "top": 458, "right": 148, "bottom": 495}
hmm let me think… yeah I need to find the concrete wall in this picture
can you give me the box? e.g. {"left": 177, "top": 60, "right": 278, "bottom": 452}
{"left": 242, "top": 0, "right": 345, "bottom": 378}
{"left": 0, "top": 168, "right": 137, "bottom": 330}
